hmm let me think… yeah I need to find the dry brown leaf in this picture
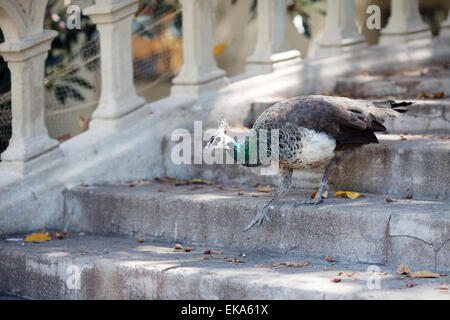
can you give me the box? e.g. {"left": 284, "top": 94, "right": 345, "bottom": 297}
{"left": 190, "top": 179, "right": 213, "bottom": 185}
{"left": 405, "top": 194, "right": 413, "bottom": 199}
{"left": 137, "top": 238, "right": 144, "bottom": 243}
{"left": 332, "top": 278, "right": 341, "bottom": 283}
{"left": 173, "top": 243, "right": 184, "bottom": 250}
{"left": 434, "top": 92, "right": 445, "bottom": 99}
{"left": 311, "top": 190, "right": 328, "bottom": 199}
{"left": 397, "top": 263, "right": 411, "bottom": 275}
{"left": 417, "top": 90, "right": 433, "bottom": 99}
{"left": 386, "top": 197, "right": 393, "bottom": 203}
{"left": 408, "top": 270, "right": 440, "bottom": 278}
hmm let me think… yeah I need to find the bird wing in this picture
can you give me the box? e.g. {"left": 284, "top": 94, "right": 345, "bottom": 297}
{"left": 253, "top": 95, "right": 391, "bottom": 151}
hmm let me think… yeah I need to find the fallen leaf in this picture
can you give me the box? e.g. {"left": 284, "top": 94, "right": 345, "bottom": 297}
{"left": 25, "top": 233, "right": 52, "bottom": 243}
{"left": 408, "top": 270, "right": 440, "bottom": 278}
{"left": 335, "top": 191, "right": 361, "bottom": 199}
{"left": 190, "top": 178, "right": 213, "bottom": 185}
{"left": 157, "top": 188, "right": 164, "bottom": 192}
{"left": 326, "top": 256, "right": 333, "bottom": 262}
{"left": 173, "top": 243, "right": 184, "bottom": 250}
{"left": 184, "top": 247, "right": 192, "bottom": 252}
{"left": 434, "top": 92, "right": 445, "bottom": 99}
{"left": 129, "top": 183, "right": 135, "bottom": 187}
{"left": 215, "top": 185, "right": 224, "bottom": 190}
{"left": 203, "top": 249, "right": 211, "bottom": 254}
{"left": 417, "top": 90, "right": 433, "bottom": 99}
{"left": 257, "top": 186, "right": 277, "bottom": 192}
{"left": 311, "top": 190, "right": 328, "bottom": 199}
{"left": 397, "top": 263, "right": 411, "bottom": 275}
{"left": 405, "top": 194, "right": 413, "bottom": 199}
{"left": 252, "top": 183, "right": 260, "bottom": 188}
{"left": 332, "top": 278, "right": 341, "bottom": 283}
{"left": 386, "top": 197, "right": 393, "bottom": 203}
{"left": 137, "top": 238, "right": 144, "bottom": 243}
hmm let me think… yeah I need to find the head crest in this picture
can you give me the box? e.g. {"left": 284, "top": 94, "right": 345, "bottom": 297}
{"left": 217, "top": 119, "right": 230, "bottom": 134}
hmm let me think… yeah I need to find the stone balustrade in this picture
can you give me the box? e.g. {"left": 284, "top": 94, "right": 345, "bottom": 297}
{"left": 0, "top": 0, "right": 446, "bottom": 177}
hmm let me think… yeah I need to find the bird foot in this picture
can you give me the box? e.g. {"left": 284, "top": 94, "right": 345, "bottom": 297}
{"left": 293, "top": 198, "right": 323, "bottom": 207}
{"left": 243, "top": 208, "right": 272, "bottom": 232}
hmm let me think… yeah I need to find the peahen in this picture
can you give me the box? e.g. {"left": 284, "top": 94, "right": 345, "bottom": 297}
{"left": 205, "top": 95, "right": 410, "bottom": 232}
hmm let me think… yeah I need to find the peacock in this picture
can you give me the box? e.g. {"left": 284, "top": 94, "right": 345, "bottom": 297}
{"left": 205, "top": 95, "right": 410, "bottom": 232}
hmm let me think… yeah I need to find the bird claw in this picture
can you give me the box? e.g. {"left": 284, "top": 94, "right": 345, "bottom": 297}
{"left": 293, "top": 198, "right": 323, "bottom": 207}
{"left": 243, "top": 208, "right": 271, "bottom": 232}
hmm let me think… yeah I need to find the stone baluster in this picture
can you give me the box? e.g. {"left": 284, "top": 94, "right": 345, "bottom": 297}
{"left": 379, "top": 0, "right": 430, "bottom": 44}
{"left": 0, "top": 2, "right": 61, "bottom": 175}
{"left": 245, "top": 0, "right": 301, "bottom": 74}
{"left": 171, "top": 0, "right": 228, "bottom": 96}
{"left": 441, "top": 6, "right": 450, "bottom": 37}
{"left": 84, "top": 0, "right": 146, "bottom": 130}
{"left": 316, "top": 0, "right": 366, "bottom": 57}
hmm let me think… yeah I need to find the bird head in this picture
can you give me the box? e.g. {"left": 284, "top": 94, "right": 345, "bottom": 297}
{"left": 204, "top": 119, "right": 234, "bottom": 151}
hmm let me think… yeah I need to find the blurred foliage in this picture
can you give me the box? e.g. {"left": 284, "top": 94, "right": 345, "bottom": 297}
{"left": 43, "top": 0, "right": 98, "bottom": 105}
{"left": 231, "top": 0, "right": 325, "bottom": 38}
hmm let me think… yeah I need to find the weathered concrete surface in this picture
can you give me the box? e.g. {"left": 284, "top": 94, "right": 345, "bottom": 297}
{"left": 0, "top": 235, "right": 448, "bottom": 300}
{"left": 334, "top": 68, "right": 450, "bottom": 98}
{"left": 64, "top": 183, "right": 450, "bottom": 270}
{"left": 331, "top": 134, "right": 450, "bottom": 197}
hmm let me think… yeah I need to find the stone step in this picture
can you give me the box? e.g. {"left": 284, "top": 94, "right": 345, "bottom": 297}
{"left": 334, "top": 68, "right": 450, "bottom": 99}
{"left": 189, "top": 133, "right": 450, "bottom": 197}
{"left": 248, "top": 98, "right": 450, "bottom": 134}
{"left": 0, "top": 235, "right": 448, "bottom": 300}
{"left": 63, "top": 183, "right": 450, "bottom": 271}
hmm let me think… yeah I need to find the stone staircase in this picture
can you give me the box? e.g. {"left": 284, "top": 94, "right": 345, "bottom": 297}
{"left": 1, "top": 62, "right": 450, "bottom": 300}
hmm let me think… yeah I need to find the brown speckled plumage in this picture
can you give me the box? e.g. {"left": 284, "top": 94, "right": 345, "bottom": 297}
{"left": 241, "top": 95, "right": 410, "bottom": 231}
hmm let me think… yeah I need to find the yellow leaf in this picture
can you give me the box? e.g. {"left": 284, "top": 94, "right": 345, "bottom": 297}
{"left": 335, "top": 191, "right": 361, "bottom": 199}
{"left": 408, "top": 270, "right": 440, "bottom": 278}
{"left": 397, "top": 263, "right": 411, "bottom": 275}
{"left": 190, "top": 179, "right": 213, "bottom": 185}
{"left": 257, "top": 186, "right": 277, "bottom": 192}
{"left": 25, "top": 233, "right": 52, "bottom": 243}
{"left": 213, "top": 43, "right": 227, "bottom": 57}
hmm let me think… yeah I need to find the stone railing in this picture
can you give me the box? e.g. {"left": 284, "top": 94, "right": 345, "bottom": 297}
{"left": 0, "top": 0, "right": 450, "bottom": 233}
{"left": 0, "top": 0, "right": 444, "bottom": 176}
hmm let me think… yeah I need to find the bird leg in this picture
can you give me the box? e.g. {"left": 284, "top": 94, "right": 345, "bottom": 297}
{"left": 243, "top": 167, "right": 293, "bottom": 232}
{"left": 293, "top": 168, "right": 331, "bottom": 206}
